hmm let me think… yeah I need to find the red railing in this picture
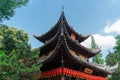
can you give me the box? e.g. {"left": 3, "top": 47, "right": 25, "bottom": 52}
{"left": 40, "top": 67, "right": 106, "bottom": 80}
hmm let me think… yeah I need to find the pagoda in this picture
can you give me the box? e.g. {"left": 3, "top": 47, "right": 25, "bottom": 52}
{"left": 34, "top": 11, "right": 117, "bottom": 80}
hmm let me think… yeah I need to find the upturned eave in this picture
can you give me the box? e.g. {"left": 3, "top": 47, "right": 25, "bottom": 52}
{"left": 34, "top": 11, "right": 90, "bottom": 43}
{"left": 62, "top": 36, "right": 112, "bottom": 75}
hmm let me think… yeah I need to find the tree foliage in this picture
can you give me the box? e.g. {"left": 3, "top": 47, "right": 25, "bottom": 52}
{"left": 106, "top": 35, "right": 120, "bottom": 80}
{"left": 91, "top": 35, "right": 104, "bottom": 64}
{"left": 106, "top": 51, "right": 118, "bottom": 66}
{"left": 0, "top": 0, "right": 29, "bottom": 22}
{"left": 0, "top": 25, "right": 30, "bottom": 55}
{"left": 0, "top": 25, "right": 41, "bottom": 80}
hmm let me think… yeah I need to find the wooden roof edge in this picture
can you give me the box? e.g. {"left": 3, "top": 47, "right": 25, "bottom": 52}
{"left": 38, "top": 34, "right": 69, "bottom": 64}
{"left": 77, "top": 45, "right": 101, "bottom": 58}
{"left": 61, "top": 35, "right": 111, "bottom": 74}
{"left": 39, "top": 34, "right": 61, "bottom": 56}
{"left": 33, "top": 34, "right": 42, "bottom": 41}
{"left": 39, "top": 24, "right": 62, "bottom": 52}
{"left": 62, "top": 17, "right": 90, "bottom": 42}
{"left": 34, "top": 11, "right": 64, "bottom": 43}
{"left": 33, "top": 25, "right": 59, "bottom": 43}
{"left": 39, "top": 14, "right": 69, "bottom": 51}
{"left": 69, "top": 26, "right": 90, "bottom": 42}
{"left": 63, "top": 18, "right": 90, "bottom": 43}
{"left": 66, "top": 49, "right": 111, "bottom": 74}
{"left": 87, "top": 49, "right": 101, "bottom": 57}
{"left": 38, "top": 35, "right": 62, "bottom": 64}
{"left": 96, "top": 62, "right": 118, "bottom": 74}
{"left": 64, "top": 29, "right": 101, "bottom": 58}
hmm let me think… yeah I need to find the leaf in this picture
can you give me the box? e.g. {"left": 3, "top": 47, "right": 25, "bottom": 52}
{"left": 0, "top": 50, "right": 6, "bottom": 57}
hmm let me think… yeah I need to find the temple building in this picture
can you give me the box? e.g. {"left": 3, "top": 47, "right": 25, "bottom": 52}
{"left": 34, "top": 10, "right": 118, "bottom": 80}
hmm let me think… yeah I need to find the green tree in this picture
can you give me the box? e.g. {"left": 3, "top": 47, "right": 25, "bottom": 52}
{"left": 0, "top": 50, "right": 19, "bottom": 80}
{"left": 106, "top": 51, "right": 117, "bottom": 66}
{"left": 0, "top": 49, "right": 41, "bottom": 80}
{"left": 0, "top": 25, "right": 30, "bottom": 55}
{"left": 0, "top": 0, "right": 29, "bottom": 22}
{"left": 0, "top": 25, "right": 41, "bottom": 80}
{"left": 106, "top": 35, "right": 120, "bottom": 80}
{"left": 91, "top": 35, "right": 104, "bottom": 64}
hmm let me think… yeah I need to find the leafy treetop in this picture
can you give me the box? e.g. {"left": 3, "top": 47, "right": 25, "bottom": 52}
{"left": 0, "top": 0, "right": 29, "bottom": 22}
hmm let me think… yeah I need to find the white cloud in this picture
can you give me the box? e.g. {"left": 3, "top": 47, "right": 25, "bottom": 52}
{"left": 104, "top": 19, "right": 120, "bottom": 34}
{"left": 81, "top": 36, "right": 91, "bottom": 48}
{"left": 81, "top": 34, "right": 116, "bottom": 50}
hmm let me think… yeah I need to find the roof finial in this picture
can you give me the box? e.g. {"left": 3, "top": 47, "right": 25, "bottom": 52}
{"left": 62, "top": 4, "right": 64, "bottom": 12}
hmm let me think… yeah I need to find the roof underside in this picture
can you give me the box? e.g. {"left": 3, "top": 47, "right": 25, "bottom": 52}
{"left": 39, "top": 35, "right": 111, "bottom": 75}
{"left": 39, "top": 21, "right": 100, "bottom": 58}
{"left": 37, "top": 11, "right": 100, "bottom": 58}
{"left": 34, "top": 11, "right": 90, "bottom": 43}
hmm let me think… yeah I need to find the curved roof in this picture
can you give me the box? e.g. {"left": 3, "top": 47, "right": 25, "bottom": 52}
{"left": 63, "top": 25, "right": 100, "bottom": 58}
{"left": 38, "top": 35, "right": 62, "bottom": 64}
{"left": 62, "top": 35, "right": 116, "bottom": 74}
{"left": 37, "top": 11, "right": 100, "bottom": 58}
{"left": 38, "top": 35, "right": 112, "bottom": 75}
{"left": 34, "top": 11, "right": 89, "bottom": 43}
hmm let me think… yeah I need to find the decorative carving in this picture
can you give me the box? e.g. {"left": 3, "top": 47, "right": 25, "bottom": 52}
{"left": 84, "top": 68, "right": 93, "bottom": 74}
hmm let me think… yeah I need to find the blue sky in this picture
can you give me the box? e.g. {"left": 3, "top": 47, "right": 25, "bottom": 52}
{"left": 4, "top": 0, "right": 120, "bottom": 56}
